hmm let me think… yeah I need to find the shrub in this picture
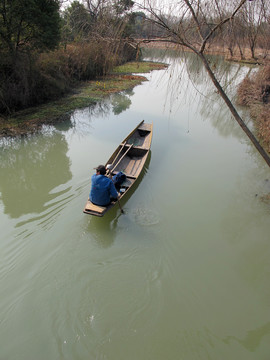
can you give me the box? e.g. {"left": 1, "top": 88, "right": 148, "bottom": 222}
{"left": 0, "top": 39, "right": 136, "bottom": 115}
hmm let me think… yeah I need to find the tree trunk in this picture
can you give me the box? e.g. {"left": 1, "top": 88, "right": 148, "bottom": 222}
{"left": 250, "top": 44, "right": 255, "bottom": 59}
{"left": 228, "top": 46, "right": 234, "bottom": 58}
{"left": 198, "top": 51, "right": 270, "bottom": 167}
{"left": 237, "top": 42, "right": 244, "bottom": 60}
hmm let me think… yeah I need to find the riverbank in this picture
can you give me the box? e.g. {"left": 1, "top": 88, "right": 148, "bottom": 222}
{"left": 139, "top": 40, "right": 270, "bottom": 64}
{"left": 0, "top": 61, "right": 167, "bottom": 137}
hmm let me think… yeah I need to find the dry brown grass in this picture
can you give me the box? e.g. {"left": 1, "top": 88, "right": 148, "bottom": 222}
{"left": 238, "top": 64, "right": 270, "bottom": 154}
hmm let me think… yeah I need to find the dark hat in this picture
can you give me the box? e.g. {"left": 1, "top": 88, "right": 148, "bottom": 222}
{"left": 94, "top": 165, "right": 106, "bottom": 175}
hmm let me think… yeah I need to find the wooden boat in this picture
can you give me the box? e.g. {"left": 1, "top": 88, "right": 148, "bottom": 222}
{"left": 83, "top": 120, "right": 153, "bottom": 217}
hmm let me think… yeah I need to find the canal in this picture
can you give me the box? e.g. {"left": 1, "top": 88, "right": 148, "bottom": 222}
{"left": 0, "top": 50, "right": 270, "bottom": 360}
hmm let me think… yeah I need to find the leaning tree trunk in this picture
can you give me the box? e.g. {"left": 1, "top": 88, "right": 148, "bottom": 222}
{"left": 198, "top": 52, "right": 270, "bottom": 167}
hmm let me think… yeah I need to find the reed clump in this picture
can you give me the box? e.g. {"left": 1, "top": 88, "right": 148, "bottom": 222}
{"left": 237, "top": 64, "right": 270, "bottom": 153}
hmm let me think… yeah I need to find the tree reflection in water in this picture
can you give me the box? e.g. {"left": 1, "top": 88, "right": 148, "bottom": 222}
{"left": 67, "top": 90, "right": 134, "bottom": 137}
{"left": 0, "top": 131, "right": 72, "bottom": 218}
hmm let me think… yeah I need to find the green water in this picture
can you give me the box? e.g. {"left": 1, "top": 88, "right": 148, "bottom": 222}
{"left": 0, "top": 51, "right": 270, "bottom": 360}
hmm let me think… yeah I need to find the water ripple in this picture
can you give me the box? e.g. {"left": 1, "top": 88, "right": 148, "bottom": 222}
{"left": 130, "top": 207, "right": 160, "bottom": 226}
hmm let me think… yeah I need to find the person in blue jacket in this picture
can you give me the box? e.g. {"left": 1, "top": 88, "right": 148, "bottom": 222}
{"left": 89, "top": 165, "right": 119, "bottom": 206}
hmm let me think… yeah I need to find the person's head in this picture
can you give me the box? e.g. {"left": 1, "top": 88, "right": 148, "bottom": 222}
{"left": 94, "top": 165, "right": 106, "bottom": 175}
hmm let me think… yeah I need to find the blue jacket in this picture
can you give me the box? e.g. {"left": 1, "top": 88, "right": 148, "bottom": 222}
{"left": 90, "top": 174, "right": 118, "bottom": 206}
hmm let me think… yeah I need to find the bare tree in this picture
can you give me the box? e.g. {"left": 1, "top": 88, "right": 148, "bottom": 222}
{"left": 135, "top": 0, "right": 270, "bottom": 166}
{"left": 84, "top": 0, "right": 108, "bottom": 20}
{"left": 238, "top": 0, "right": 265, "bottom": 59}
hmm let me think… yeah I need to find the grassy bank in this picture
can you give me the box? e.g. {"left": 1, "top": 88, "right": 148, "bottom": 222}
{"left": 0, "top": 61, "right": 167, "bottom": 137}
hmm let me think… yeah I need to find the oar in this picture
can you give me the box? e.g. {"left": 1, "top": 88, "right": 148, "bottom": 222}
{"left": 109, "top": 143, "right": 133, "bottom": 214}
{"left": 110, "top": 144, "right": 133, "bottom": 173}
{"left": 117, "top": 198, "right": 124, "bottom": 214}
{"left": 108, "top": 141, "right": 127, "bottom": 170}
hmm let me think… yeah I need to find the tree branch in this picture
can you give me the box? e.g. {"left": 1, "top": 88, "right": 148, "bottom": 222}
{"left": 199, "top": 0, "right": 248, "bottom": 53}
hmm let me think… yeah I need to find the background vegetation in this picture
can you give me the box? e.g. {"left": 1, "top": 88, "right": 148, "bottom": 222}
{"left": 0, "top": 0, "right": 270, "bottom": 158}
{"left": 133, "top": 0, "right": 270, "bottom": 161}
{"left": 0, "top": 0, "right": 137, "bottom": 115}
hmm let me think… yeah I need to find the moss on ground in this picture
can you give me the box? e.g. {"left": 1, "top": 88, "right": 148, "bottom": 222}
{"left": 113, "top": 61, "right": 168, "bottom": 74}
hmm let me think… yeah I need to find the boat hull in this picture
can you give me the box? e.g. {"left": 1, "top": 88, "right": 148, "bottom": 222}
{"left": 83, "top": 121, "right": 153, "bottom": 216}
